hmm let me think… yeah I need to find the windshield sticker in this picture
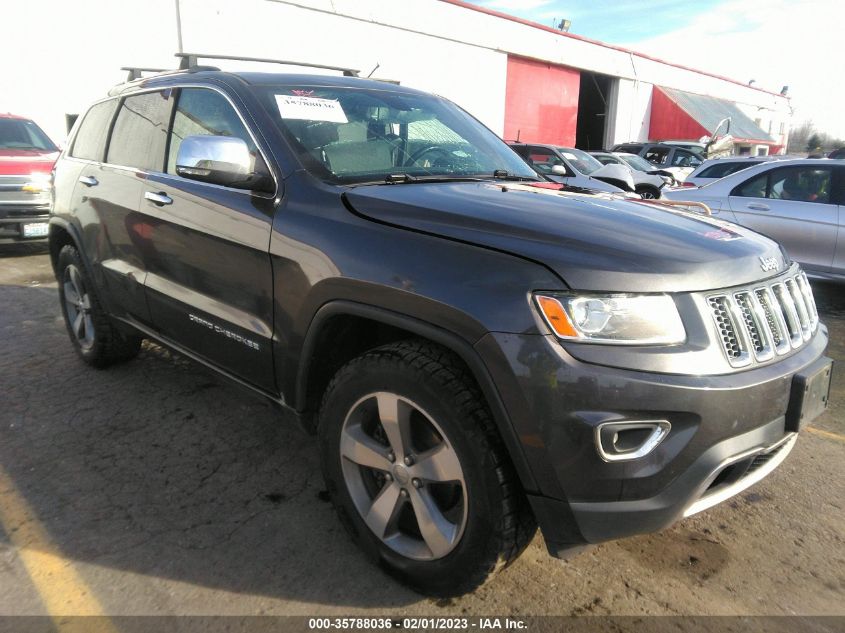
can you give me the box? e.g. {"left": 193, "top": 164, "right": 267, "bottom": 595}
{"left": 275, "top": 95, "right": 348, "bottom": 123}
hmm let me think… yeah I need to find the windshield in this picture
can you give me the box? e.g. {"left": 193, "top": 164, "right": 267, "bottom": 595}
{"left": 555, "top": 147, "right": 604, "bottom": 175}
{"left": 260, "top": 86, "right": 537, "bottom": 184}
{"left": 0, "top": 118, "right": 57, "bottom": 151}
{"left": 618, "top": 153, "right": 656, "bottom": 172}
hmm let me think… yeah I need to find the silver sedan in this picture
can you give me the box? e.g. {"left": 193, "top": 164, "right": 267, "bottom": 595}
{"left": 664, "top": 159, "right": 844, "bottom": 281}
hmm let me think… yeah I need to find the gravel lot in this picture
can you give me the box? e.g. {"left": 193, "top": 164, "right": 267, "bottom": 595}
{"left": 0, "top": 243, "right": 843, "bottom": 620}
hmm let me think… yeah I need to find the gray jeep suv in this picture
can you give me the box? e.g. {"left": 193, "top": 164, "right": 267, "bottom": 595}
{"left": 48, "top": 56, "right": 832, "bottom": 596}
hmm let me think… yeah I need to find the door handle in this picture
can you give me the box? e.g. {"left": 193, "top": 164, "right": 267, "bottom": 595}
{"left": 747, "top": 202, "right": 770, "bottom": 211}
{"left": 78, "top": 175, "right": 98, "bottom": 187}
{"left": 144, "top": 191, "right": 173, "bottom": 206}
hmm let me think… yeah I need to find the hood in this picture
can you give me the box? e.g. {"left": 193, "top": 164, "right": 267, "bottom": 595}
{"left": 344, "top": 181, "right": 789, "bottom": 293}
{"left": 0, "top": 149, "right": 59, "bottom": 176}
{"left": 591, "top": 164, "right": 636, "bottom": 192}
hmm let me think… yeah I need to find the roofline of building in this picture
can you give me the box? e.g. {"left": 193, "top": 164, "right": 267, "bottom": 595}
{"left": 440, "top": 0, "right": 788, "bottom": 99}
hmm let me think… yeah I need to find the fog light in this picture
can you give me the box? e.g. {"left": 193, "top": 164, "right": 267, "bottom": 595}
{"left": 595, "top": 420, "right": 671, "bottom": 462}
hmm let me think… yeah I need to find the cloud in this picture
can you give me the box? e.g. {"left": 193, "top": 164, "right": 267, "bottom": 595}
{"left": 619, "top": 0, "right": 845, "bottom": 136}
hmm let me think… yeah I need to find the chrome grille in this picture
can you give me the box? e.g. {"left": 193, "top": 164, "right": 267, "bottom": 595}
{"left": 708, "top": 272, "right": 819, "bottom": 367}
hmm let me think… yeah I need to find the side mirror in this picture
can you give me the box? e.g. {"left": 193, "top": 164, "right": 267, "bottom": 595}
{"left": 550, "top": 165, "right": 569, "bottom": 176}
{"left": 176, "top": 135, "right": 273, "bottom": 192}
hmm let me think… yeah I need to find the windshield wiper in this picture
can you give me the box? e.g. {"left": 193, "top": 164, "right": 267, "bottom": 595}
{"left": 381, "top": 173, "right": 487, "bottom": 185}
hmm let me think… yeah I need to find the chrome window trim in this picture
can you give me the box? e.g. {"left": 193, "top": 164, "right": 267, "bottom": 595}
{"left": 71, "top": 83, "right": 279, "bottom": 199}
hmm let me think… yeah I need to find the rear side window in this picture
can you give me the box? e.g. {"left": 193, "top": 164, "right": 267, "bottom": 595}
{"left": 644, "top": 147, "right": 669, "bottom": 165}
{"left": 167, "top": 88, "right": 258, "bottom": 174}
{"left": 107, "top": 91, "right": 174, "bottom": 171}
{"left": 70, "top": 100, "right": 118, "bottom": 161}
{"left": 698, "top": 161, "right": 761, "bottom": 179}
{"left": 671, "top": 150, "right": 702, "bottom": 167}
{"left": 614, "top": 144, "right": 641, "bottom": 154}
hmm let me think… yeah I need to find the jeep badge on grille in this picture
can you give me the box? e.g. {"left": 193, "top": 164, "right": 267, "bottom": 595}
{"left": 760, "top": 256, "right": 779, "bottom": 272}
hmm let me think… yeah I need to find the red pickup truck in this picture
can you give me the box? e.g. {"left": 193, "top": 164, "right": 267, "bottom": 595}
{"left": 0, "top": 113, "right": 59, "bottom": 243}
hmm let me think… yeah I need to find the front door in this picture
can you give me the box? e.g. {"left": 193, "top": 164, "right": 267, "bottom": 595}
{"left": 728, "top": 164, "right": 838, "bottom": 274}
{"left": 139, "top": 87, "right": 277, "bottom": 392}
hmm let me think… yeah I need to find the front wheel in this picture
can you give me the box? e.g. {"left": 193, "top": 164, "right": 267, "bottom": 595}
{"left": 318, "top": 341, "right": 536, "bottom": 596}
{"left": 636, "top": 186, "right": 660, "bottom": 199}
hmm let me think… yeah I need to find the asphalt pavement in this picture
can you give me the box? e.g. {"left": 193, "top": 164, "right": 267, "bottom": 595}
{"left": 0, "top": 243, "right": 842, "bottom": 623}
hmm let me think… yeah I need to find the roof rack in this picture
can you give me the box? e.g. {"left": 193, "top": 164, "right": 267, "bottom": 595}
{"left": 175, "top": 52, "right": 360, "bottom": 77}
{"left": 120, "top": 66, "right": 169, "bottom": 82}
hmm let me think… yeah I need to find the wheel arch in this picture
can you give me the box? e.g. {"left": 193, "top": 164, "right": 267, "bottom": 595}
{"left": 295, "top": 300, "right": 538, "bottom": 493}
{"left": 48, "top": 218, "right": 86, "bottom": 277}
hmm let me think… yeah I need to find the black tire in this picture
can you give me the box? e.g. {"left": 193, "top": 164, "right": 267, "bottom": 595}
{"left": 318, "top": 340, "right": 536, "bottom": 596}
{"left": 57, "top": 245, "right": 142, "bottom": 367}
{"left": 636, "top": 185, "right": 660, "bottom": 200}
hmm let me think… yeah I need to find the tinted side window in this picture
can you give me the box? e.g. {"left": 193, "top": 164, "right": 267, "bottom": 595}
{"left": 733, "top": 167, "right": 832, "bottom": 204}
{"left": 167, "top": 88, "right": 258, "bottom": 174}
{"left": 107, "top": 91, "right": 174, "bottom": 171}
{"left": 671, "top": 149, "right": 701, "bottom": 167}
{"left": 768, "top": 167, "right": 831, "bottom": 204}
{"left": 70, "top": 100, "right": 118, "bottom": 161}
{"left": 644, "top": 148, "right": 669, "bottom": 165}
{"left": 733, "top": 172, "right": 768, "bottom": 198}
{"left": 525, "top": 147, "right": 565, "bottom": 174}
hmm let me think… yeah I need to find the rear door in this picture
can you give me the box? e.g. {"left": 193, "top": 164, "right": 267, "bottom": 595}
{"left": 727, "top": 164, "right": 837, "bottom": 273}
{"left": 140, "top": 86, "right": 277, "bottom": 392}
{"left": 64, "top": 93, "right": 176, "bottom": 324}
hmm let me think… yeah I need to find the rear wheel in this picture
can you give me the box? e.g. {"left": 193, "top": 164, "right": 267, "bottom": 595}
{"left": 318, "top": 340, "right": 536, "bottom": 596}
{"left": 57, "top": 245, "right": 142, "bottom": 367}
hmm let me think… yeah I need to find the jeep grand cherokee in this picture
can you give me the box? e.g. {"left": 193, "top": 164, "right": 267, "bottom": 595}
{"left": 49, "top": 62, "right": 832, "bottom": 596}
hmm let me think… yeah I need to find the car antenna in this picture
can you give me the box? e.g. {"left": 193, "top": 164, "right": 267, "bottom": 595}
{"left": 367, "top": 63, "right": 380, "bottom": 79}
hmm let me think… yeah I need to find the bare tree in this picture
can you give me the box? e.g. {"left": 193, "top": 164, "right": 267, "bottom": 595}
{"left": 787, "top": 120, "right": 814, "bottom": 153}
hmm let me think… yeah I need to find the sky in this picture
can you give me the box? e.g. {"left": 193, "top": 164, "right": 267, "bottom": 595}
{"left": 469, "top": 0, "right": 845, "bottom": 139}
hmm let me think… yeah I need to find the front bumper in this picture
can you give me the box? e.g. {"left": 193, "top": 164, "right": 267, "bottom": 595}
{"left": 0, "top": 207, "right": 51, "bottom": 243}
{"left": 476, "top": 326, "right": 829, "bottom": 553}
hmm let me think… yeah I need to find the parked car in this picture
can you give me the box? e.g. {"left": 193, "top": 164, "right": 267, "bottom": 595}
{"left": 589, "top": 151, "right": 667, "bottom": 198}
{"left": 0, "top": 113, "right": 58, "bottom": 243}
{"left": 50, "top": 63, "right": 831, "bottom": 596}
{"left": 828, "top": 147, "right": 845, "bottom": 160}
{"left": 683, "top": 155, "right": 793, "bottom": 188}
{"left": 654, "top": 140, "right": 707, "bottom": 154}
{"left": 611, "top": 142, "right": 704, "bottom": 181}
{"left": 610, "top": 151, "right": 679, "bottom": 185}
{"left": 508, "top": 143, "right": 631, "bottom": 194}
{"left": 664, "top": 159, "right": 844, "bottom": 281}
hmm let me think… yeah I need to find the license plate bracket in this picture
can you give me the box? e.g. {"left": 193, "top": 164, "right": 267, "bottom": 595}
{"left": 22, "top": 222, "right": 49, "bottom": 238}
{"left": 786, "top": 357, "right": 833, "bottom": 432}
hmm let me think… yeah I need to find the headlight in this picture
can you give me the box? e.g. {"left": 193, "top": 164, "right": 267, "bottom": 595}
{"left": 534, "top": 293, "right": 686, "bottom": 345}
{"left": 22, "top": 172, "right": 52, "bottom": 194}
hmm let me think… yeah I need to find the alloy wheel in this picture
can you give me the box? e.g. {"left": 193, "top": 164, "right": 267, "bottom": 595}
{"left": 340, "top": 392, "right": 468, "bottom": 560}
{"left": 63, "top": 264, "right": 95, "bottom": 351}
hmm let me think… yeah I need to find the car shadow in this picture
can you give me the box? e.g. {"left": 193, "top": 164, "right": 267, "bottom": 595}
{"left": 0, "top": 242, "right": 49, "bottom": 258}
{"left": 0, "top": 284, "right": 425, "bottom": 609}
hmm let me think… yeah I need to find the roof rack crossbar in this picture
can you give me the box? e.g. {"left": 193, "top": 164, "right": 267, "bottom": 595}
{"left": 121, "top": 66, "right": 169, "bottom": 82}
{"left": 175, "top": 52, "right": 360, "bottom": 76}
